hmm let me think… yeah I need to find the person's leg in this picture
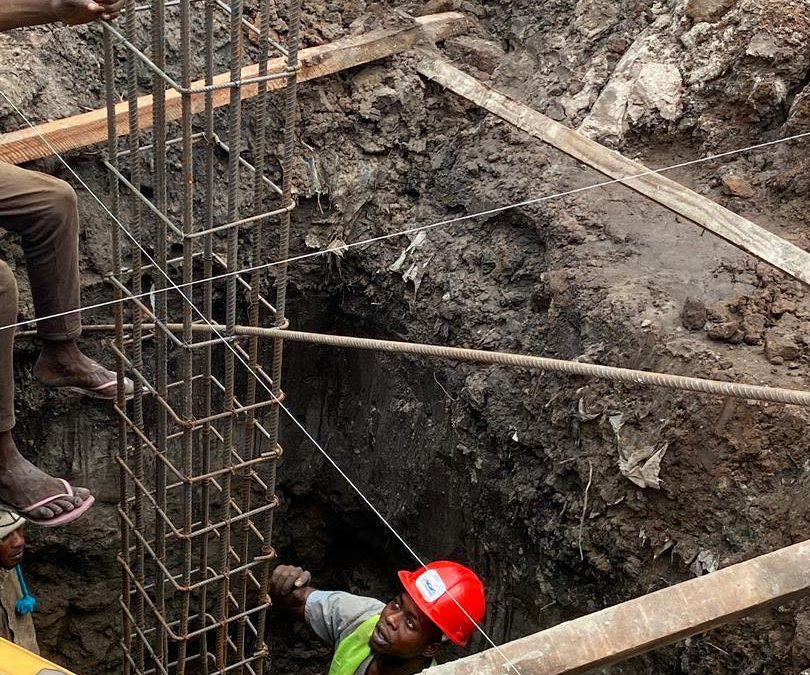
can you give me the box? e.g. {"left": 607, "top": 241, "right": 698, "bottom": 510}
{"left": 0, "top": 161, "right": 124, "bottom": 396}
{"left": 0, "top": 163, "right": 91, "bottom": 520}
{"left": 0, "top": 259, "right": 17, "bottom": 436}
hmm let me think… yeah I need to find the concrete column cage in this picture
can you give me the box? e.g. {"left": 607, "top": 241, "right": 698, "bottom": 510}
{"left": 100, "top": 0, "right": 300, "bottom": 673}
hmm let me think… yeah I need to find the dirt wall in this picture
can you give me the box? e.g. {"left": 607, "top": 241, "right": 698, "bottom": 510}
{"left": 0, "top": 1, "right": 808, "bottom": 673}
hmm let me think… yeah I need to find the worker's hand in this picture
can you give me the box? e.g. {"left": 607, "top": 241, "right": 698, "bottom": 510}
{"left": 270, "top": 565, "right": 312, "bottom": 597}
{"left": 50, "top": 0, "right": 124, "bottom": 25}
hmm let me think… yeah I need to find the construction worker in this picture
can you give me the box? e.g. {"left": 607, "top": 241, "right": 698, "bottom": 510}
{"left": 270, "top": 560, "right": 486, "bottom": 675}
{"left": 0, "top": 0, "right": 127, "bottom": 526}
{"left": 0, "top": 509, "right": 37, "bottom": 654}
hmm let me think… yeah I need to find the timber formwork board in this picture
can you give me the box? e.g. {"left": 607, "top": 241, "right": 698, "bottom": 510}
{"left": 0, "top": 13, "right": 466, "bottom": 165}
{"left": 416, "top": 52, "right": 810, "bottom": 287}
{"left": 423, "top": 539, "right": 810, "bottom": 674}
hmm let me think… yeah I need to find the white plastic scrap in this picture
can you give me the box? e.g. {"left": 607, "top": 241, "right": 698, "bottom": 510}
{"left": 617, "top": 441, "right": 668, "bottom": 490}
{"left": 389, "top": 230, "right": 427, "bottom": 272}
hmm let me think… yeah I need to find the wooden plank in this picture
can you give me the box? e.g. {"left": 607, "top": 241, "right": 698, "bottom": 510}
{"left": 416, "top": 53, "right": 810, "bottom": 287}
{"left": 0, "top": 12, "right": 467, "bottom": 165}
{"left": 423, "top": 540, "right": 810, "bottom": 674}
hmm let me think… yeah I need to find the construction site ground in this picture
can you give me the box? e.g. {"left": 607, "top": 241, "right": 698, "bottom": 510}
{"left": 0, "top": 0, "right": 808, "bottom": 673}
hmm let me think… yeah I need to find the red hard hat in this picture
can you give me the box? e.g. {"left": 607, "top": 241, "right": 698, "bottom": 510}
{"left": 398, "top": 561, "right": 486, "bottom": 647}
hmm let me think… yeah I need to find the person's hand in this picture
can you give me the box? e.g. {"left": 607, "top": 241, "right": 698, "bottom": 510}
{"left": 270, "top": 565, "right": 311, "bottom": 597}
{"left": 50, "top": 0, "right": 124, "bottom": 25}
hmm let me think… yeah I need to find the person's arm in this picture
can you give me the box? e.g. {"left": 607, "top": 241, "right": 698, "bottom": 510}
{"left": 269, "top": 564, "right": 316, "bottom": 622}
{"left": 0, "top": 0, "right": 124, "bottom": 31}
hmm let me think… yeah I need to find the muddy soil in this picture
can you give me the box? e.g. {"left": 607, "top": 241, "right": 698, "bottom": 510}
{"left": 1, "top": 1, "right": 809, "bottom": 674}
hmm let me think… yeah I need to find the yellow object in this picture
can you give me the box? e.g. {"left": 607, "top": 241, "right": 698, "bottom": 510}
{"left": 0, "top": 638, "right": 76, "bottom": 675}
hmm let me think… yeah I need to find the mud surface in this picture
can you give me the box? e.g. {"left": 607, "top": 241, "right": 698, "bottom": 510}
{"left": 1, "top": 1, "right": 809, "bottom": 673}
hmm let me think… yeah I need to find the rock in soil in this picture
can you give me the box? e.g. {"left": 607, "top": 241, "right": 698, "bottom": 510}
{"left": 764, "top": 329, "right": 801, "bottom": 363}
{"left": 681, "top": 296, "right": 707, "bottom": 331}
{"left": 722, "top": 174, "right": 755, "bottom": 199}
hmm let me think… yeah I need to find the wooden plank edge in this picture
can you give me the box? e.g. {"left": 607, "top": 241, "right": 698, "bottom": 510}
{"left": 415, "top": 51, "right": 810, "bottom": 287}
{"left": 0, "top": 12, "right": 467, "bottom": 165}
{"left": 422, "top": 540, "right": 810, "bottom": 674}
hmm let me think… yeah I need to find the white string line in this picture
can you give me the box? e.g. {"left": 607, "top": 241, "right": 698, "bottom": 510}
{"left": 0, "top": 88, "right": 524, "bottom": 673}
{"left": 0, "top": 106, "right": 808, "bottom": 335}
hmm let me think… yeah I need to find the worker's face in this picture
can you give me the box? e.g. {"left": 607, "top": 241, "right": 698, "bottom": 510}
{"left": 0, "top": 526, "right": 25, "bottom": 569}
{"left": 370, "top": 592, "right": 443, "bottom": 660}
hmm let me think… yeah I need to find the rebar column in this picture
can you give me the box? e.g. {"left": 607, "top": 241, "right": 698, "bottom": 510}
{"left": 104, "top": 0, "right": 298, "bottom": 671}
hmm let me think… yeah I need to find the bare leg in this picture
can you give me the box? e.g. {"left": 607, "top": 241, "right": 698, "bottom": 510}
{"left": 0, "top": 164, "right": 94, "bottom": 521}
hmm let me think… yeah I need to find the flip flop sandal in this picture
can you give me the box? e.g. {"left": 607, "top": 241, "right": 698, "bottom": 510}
{"left": 38, "top": 373, "right": 139, "bottom": 400}
{"left": 66, "top": 375, "right": 138, "bottom": 400}
{"left": 1, "top": 479, "right": 95, "bottom": 528}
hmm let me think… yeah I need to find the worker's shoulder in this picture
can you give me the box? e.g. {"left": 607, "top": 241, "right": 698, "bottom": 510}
{"left": 308, "top": 589, "right": 386, "bottom": 617}
{"left": 305, "top": 589, "right": 385, "bottom": 645}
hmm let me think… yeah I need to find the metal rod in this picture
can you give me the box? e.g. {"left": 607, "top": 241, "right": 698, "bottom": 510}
{"left": 216, "top": 0, "right": 245, "bottom": 664}
{"left": 122, "top": 0, "right": 147, "bottom": 668}
{"left": 151, "top": 0, "right": 170, "bottom": 661}
{"left": 103, "top": 24, "right": 132, "bottom": 675}
{"left": 87, "top": 323, "right": 810, "bottom": 408}
{"left": 177, "top": 0, "right": 195, "bottom": 668}
{"left": 198, "top": 0, "right": 217, "bottom": 663}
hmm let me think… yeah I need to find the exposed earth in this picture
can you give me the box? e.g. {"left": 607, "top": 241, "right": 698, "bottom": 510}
{"left": 0, "top": 0, "right": 809, "bottom": 673}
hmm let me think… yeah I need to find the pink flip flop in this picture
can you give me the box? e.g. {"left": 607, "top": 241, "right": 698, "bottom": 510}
{"left": 36, "top": 370, "right": 141, "bottom": 401}
{"left": 12, "top": 479, "right": 95, "bottom": 527}
{"left": 67, "top": 375, "right": 138, "bottom": 400}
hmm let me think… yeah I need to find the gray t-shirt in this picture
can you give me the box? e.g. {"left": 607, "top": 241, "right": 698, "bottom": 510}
{"left": 305, "top": 590, "right": 385, "bottom": 675}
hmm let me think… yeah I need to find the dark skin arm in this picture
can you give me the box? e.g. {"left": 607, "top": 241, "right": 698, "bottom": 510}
{"left": 0, "top": 0, "right": 124, "bottom": 31}
{"left": 269, "top": 564, "right": 317, "bottom": 622}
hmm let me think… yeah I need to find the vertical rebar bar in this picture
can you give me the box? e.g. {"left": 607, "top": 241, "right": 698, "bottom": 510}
{"left": 216, "top": 0, "right": 245, "bottom": 666}
{"left": 178, "top": 0, "right": 196, "bottom": 671}
{"left": 103, "top": 25, "right": 132, "bottom": 675}
{"left": 198, "top": 0, "right": 217, "bottom": 671}
{"left": 255, "top": 4, "right": 301, "bottom": 672}
{"left": 151, "top": 0, "right": 170, "bottom": 664}
{"left": 233, "top": 0, "right": 274, "bottom": 666}
{"left": 123, "top": 0, "right": 147, "bottom": 669}
{"left": 264, "top": 0, "right": 300, "bottom": 553}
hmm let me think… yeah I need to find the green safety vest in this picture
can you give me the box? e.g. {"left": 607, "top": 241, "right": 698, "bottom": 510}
{"left": 328, "top": 614, "right": 379, "bottom": 675}
{"left": 327, "top": 614, "right": 437, "bottom": 675}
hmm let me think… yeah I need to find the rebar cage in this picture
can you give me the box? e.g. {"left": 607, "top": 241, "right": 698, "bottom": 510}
{"left": 101, "top": 0, "right": 300, "bottom": 672}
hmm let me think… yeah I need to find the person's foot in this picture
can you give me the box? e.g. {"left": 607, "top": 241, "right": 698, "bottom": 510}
{"left": 33, "top": 339, "right": 131, "bottom": 399}
{"left": 0, "top": 431, "right": 91, "bottom": 521}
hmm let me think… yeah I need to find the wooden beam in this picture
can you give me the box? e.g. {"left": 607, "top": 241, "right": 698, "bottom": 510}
{"left": 0, "top": 12, "right": 467, "bottom": 165}
{"left": 423, "top": 540, "right": 810, "bottom": 674}
{"left": 416, "top": 53, "right": 810, "bottom": 287}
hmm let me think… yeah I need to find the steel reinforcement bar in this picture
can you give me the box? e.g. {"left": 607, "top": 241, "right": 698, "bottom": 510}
{"left": 76, "top": 324, "right": 810, "bottom": 407}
